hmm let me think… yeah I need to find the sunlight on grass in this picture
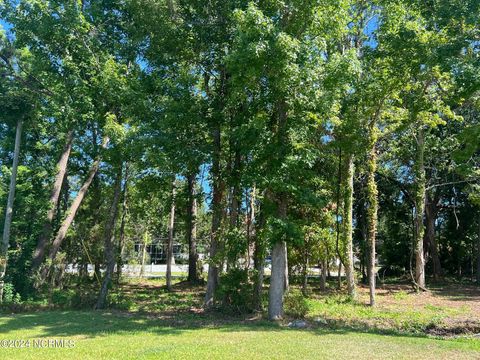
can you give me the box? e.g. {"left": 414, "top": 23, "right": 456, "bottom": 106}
{"left": 0, "top": 311, "right": 479, "bottom": 360}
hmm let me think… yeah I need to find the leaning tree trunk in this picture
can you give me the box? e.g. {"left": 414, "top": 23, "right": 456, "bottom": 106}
{"left": 414, "top": 127, "right": 426, "bottom": 290}
{"left": 32, "top": 130, "right": 73, "bottom": 270}
{"left": 0, "top": 119, "right": 23, "bottom": 303}
{"left": 204, "top": 122, "right": 225, "bottom": 307}
{"left": 268, "top": 198, "right": 288, "bottom": 320}
{"left": 40, "top": 137, "right": 109, "bottom": 282}
{"left": 366, "top": 124, "right": 378, "bottom": 306}
{"left": 95, "top": 166, "right": 123, "bottom": 309}
{"left": 344, "top": 153, "right": 356, "bottom": 299}
{"left": 166, "top": 178, "right": 176, "bottom": 291}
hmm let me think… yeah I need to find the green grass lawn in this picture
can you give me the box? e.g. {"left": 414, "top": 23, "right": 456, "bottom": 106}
{"left": 0, "top": 310, "right": 479, "bottom": 360}
{"left": 1, "top": 279, "right": 479, "bottom": 359}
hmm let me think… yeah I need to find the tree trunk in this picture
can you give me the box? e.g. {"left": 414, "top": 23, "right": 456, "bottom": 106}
{"left": 95, "top": 166, "right": 123, "bottom": 309}
{"left": 94, "top": 262, "right": 101, "bottom": 282}
{"left": 269, "top": 240, "right": 287, "bottom": 320}
{"left": 344, "top": 153, "right": 356, "bottom": 299}
{"left": 268, "top": 198, "right": 287, "bottom": 320}
{"left": 253, "top": 207, "right": 265, "bottom": 311}
{"left": 253, "top": 241, "right": 265, "bottom": 311}
{"left": 302, "top": 253, "right": 309, "bottom": 295}
{"left": 187, "top": 173, "right": 198, "bottom": 283}
{"left": 425, "top": 195, "right": 442, "bottom": 281}
{"left": 116, "top": 162, "right": 129, "bottom": 282}
{"left": 166, "top": 178, "right": 176, "bottom": 291}
{"left": 139, "top": 237, "right": 147, "bottom": 278}
{"left": 320, "top": 260, "right": 327, "bottom": 291}
{"left": 476, "top": 218, "right": 480, "bottom": 285}
{"left": 366, "top": 125, "right": 378, "bottom": 306}
{"left": 0, "top": 119, "right": 23, "bottom": 303}
{"left": 414, "top": 127, "right": 426, "bottom": 290}
{"left": 284, "top": 239, "right": 289, "bottom": 292}
{"left": 337, "top": 261, "right": 342, "bottom": 289}
{"left": 41, "top": 137, "right": 109, "bottom": 282}
{"left": 204, "top": 122, "right": 225, "bottom": 307}
{"left": 32, "top": 130, "right": 73, "bottom": 270}
{"left": 246, "top": 186, "right": 256, "bottom": 269}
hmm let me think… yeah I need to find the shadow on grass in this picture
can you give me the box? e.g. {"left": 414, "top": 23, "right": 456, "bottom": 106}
{"left": 0, "top": 308, "right": 450, "bottom": 344}
{"left": 1, "top": 280, "right": 478, "bottom": 342}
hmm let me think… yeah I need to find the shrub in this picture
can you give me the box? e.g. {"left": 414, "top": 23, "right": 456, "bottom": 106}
{"left": 51, "top": 289, "right": 75, "bottom": 307}
{"left": 3, "top": 282, "right": 15, "bottom": 303}
{"left": 51, "top": 288, "right": 96, "bottom": 309}
{"left": 216, "top": 268, "right": 255, "bottom": 313}
{"left": 284, "top": 289, "right": 309, "bottom": 318}
{"left": 108, "top": 292, "right": 134, "bottom": 311}
{"left": 70, "top": 291, "right": 97, "bottom": 309}
{"left": 2, "top": 283, "right": 22, "bottom": 304}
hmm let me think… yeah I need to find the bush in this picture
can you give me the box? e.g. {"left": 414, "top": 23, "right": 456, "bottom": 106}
{"left": 2, "top": 283, "right": 22, "bottom": 304}
{"left": 284, "top": 289, "right": 309, "bottom": 318}
{"left": 51, "top": 288, "right": 97, "bottom": 309}
{"left": 70, "top": 291, "right": 97, "bottom": 309}
{"left": 51, "top": 289, "right": 76, "bottom": 307}
{"left": 216, "top": 268, "right": 255, "bottom": 313}
{"left": 108, "top": 292, "right": 134, "bottom": 311}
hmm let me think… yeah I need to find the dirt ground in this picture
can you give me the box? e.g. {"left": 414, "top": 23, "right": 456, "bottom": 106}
{"left": 355, "top": 282, "right": 480, "bottom": 336}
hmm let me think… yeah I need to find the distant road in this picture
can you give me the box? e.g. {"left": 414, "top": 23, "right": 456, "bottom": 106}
{"left": 67, "top": 263, "right": 342, "bottom": 278}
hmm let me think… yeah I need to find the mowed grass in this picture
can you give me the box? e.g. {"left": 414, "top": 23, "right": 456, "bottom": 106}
{"left": 0, "top": 310, "right": 479, "bottom": 360}
{"left": 1, "top": 278, "right": 480, "bottom": 359}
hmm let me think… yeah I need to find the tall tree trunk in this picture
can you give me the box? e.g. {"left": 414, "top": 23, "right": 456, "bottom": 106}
{"left": 187, "top": 173, "right": 198, "bottom": 283}
{"left": 252, "top": 206, "right": 265, "bottom": 311}
{"left": 166, "top": 178, "right": 176, "bottom": 291}
{"left": 320, "top": 259, "right": 327, "bottom": 291}
{"left": 246, "top": 186, "right": 256, "bottom": 268}
{"left": 32, "top": 130, "right": 73, "bottom": 270}
{"left": 0, "top": 119, "right": 23, "bottom": 303}
{"left": 335, "top": 147, "right": 343, "bottom": 271}
{"left": 425, "top": 194, "right": 442, "bottom": 280}
{"left": 41, "top": 137, "right": 109, "bottom": 282}
{"left": 476, "top": 218, "right": 480, "bottom": 285}
{"left": 284, "top": 239, "right": 289, "bottom": 292}
{"left": 366, "top": 124, "right": 378, "bottom": 306}
{"left": 414, "top": 127, "right": 426, "bottom": 290}
{"left": 344, "top": 153, "right": 356, "bottom": 299}
{"left": 337, "top": 261, "right": 342, "bottom": 289}
{"left": 139, "top": 237, "right": 147, "bottom": 278}
{"left": 268, "top": 99, "right": 290, "bottom": 320}
{"left": 230, "top": 150, "right": 241, "bottom": 228}
{"left": 268, "top": 198, "right": 287, "bottom": 320}
{"left": 302, "top": 251, "right": 309, "bottom": 295}
{"left": 253, "top": 241, "right": 265, "bottom": 311}
{"left": 116, "top": 162, "right": 129, "bottom": 282}
{"left": 96, "top": 166, "right": 123, "bottom": 309}
{"left": 204, "top": 122, "right": 225, "bottom": 306}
